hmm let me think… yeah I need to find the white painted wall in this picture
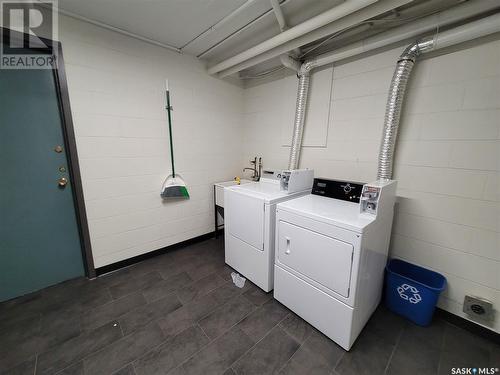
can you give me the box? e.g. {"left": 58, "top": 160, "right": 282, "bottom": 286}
{"left": 57, "top": 13, "right": 498, "bottom": 331}
{"left": 58, "top": 15, "right": 244, "bottom": 267}
{"left": 242, "top": 40, "right": 500, "bottom": 332}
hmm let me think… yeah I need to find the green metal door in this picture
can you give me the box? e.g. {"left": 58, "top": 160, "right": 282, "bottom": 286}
{"left": 0, "top": 67, "right": 85, "bottom": 302}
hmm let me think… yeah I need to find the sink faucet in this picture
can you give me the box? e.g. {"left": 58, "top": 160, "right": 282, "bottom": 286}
{"left": 243, "top": 156, "right": 261, "bottom": 181}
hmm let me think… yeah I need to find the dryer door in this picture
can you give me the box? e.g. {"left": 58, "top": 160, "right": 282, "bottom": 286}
{"left": 225, "top": 189, "right": 265, "bottom": 250}
{"left": 277, "top": 220, "right": 354, "bottom": 297}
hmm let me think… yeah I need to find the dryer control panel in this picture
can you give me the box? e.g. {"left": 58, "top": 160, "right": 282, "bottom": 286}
{"left": 311, "top": 178, "right": 397, "bottom": 217}
{"left": 311, "top": 178, "right": 364, "bottom": 203}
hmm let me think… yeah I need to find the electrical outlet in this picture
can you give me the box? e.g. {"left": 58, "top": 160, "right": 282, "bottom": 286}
{"left": 463, "top": 295, "right": 493, "bottom": 321}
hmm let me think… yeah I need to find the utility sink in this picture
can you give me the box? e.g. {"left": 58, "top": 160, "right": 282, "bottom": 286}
{"left": 214, "top": 179, "right": 252, "bottom": 208}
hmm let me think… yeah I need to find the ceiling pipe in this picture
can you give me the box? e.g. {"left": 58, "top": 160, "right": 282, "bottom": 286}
{"left": 217, "top": 0, "right": 498, "bottom": 78}
{"left": 37, "top": 2, "right": 182, "bottom": 53}
{"left": 197, "top": 0, "right": 293, "bottom": 59}
{"left": 216, "top": 0, "right": 412, "bottom": 78}
{"left": 430, "top": 11, "right": 500, "bottom": 49}
{"left": 310, "top": 0, "right": 500, "bottom": 68}
{"left": 207, "top": 0, "right": 378, "bottom": 75}
{"left": 270, "top": 0, "right": 287, "bottom": 32}
{"left": 280, "top": 54, "right": 301, "bottom": 72}
{"left": 181, "top": 0, "right": 261, "bottom": 50}
{"left": 377, "top": 12, "right": 500, "bottom": 180}
{"left": 270, "top": 0, "right": 302, "bottom": 63}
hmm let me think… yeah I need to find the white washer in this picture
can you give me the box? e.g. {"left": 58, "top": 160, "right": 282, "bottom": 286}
{"left": 224, "top": 170, "right": 311, "bottom": 292}
{"left": 274, "top": 178, "right": 397, "bottom": 350}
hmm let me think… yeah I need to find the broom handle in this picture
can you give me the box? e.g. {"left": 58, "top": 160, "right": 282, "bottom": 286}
{"left": 166, "top": 89, "right": 175, "bottom": 177}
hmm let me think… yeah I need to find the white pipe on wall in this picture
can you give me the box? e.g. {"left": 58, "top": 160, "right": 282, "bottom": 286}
{"left": 207, "top": 0, "right": 378, "bottom": 75}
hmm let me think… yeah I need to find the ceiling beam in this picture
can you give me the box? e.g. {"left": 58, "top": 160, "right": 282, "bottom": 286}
{"left": 180, "top": 0, "right": 261, "bottom": 51}
{"left": 310, "top": 0, "right": 500, "bottom": 68}
{"left": 197, "top": 0, "right": 291, "bottom": 59}
{"left": 217, "top": 0, "right": 412, "bottom": 78}
{"left": 207, "top": 0, "right": 378, "bottom": 75}
{"left": 270, "top": 0, "right": 287, "bottom": 31}
{"left": 269, "top": 0, "right": 301, "bottom": 58}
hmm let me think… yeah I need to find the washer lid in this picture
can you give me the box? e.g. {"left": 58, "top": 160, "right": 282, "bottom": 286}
{"left": 226, "top": 181, "right": 307, "bottom": 203}
{"left": 277, "top": 194, "right": 375, "bottom": 232}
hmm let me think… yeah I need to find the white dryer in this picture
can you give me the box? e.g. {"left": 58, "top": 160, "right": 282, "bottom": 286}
{"left": 274, "top": 178, "right": 397, "bottom": 350}
{"left": 224, "top": 170, "right": 312, "bottom": 292}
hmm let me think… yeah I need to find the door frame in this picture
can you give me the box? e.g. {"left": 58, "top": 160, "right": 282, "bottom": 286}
{"left": 1, "top": 27, "right": 96, "bottom": 278}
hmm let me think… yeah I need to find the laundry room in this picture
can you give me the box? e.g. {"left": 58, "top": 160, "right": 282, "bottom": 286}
{"left": 0, "top": 1, "right": 498, "bottom": 374}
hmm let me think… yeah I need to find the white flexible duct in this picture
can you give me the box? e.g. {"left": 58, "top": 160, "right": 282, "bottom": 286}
{"left": 282, "top": 10, "right": 500, "bottom": 175}
{"left": 377, "top": 12, "right": 500, "bottom": 180}
{"left": 288, "top": 62, "right": 314, "bottom": 170}
{"left": 208, "top": 0, "right": 378, "bottom": 75}
{"left": 376, "top": 41, "right": 433, "bottom": 180}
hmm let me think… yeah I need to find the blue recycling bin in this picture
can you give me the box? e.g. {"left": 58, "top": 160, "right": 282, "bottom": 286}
{"left": 385, "top": 259, "right": 446, "bottom": 326}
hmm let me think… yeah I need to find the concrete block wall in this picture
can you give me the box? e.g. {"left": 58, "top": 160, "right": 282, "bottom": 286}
{"left": 242, "top": 40, "right": 500, "bottom": 332}
{"left": 56, "top": 13, "right": 498, "bottom": 331}
{"left": 58, "top": 15, "right": 244, "bottom": 267}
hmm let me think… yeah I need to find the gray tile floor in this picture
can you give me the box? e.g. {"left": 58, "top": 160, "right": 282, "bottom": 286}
{"left": 1, "top": 238, "right": 498, "bottom": 375}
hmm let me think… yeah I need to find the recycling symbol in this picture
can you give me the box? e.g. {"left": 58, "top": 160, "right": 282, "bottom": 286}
{"left": 397, "top": 283, "right": 422, "bottom": 304}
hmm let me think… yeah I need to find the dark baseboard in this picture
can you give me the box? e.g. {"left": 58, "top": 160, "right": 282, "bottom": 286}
{"left": 95, "top": 231, "right": 217, "bottom": 276}
{"left": 435, "top": 307, "right": 499, "bottom": 345}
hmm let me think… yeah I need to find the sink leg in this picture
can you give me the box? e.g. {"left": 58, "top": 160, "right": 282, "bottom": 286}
{"left": 214, "top": 185, "right": 218, "bottom": 239}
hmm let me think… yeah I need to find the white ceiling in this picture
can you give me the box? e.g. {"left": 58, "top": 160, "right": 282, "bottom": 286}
{"left": 56, "top": 0, "right": 478, "bottom": 79}
{"left": 57, "top": 0, "right": 345, "bottom": 60}
{"left": 58, "top": 0, "right": 249, "bottom": 48}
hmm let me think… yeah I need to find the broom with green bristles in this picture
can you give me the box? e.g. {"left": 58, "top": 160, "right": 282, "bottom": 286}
{"left": 160, "top": 80, "right": 190, "bottom": 200}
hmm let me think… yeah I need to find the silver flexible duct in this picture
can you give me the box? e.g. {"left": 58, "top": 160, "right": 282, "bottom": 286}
{"left": 288, "top": 62, "right": 314, "bottom": 170}
{"left": 280, "top": 11, "right": 500, "bottom": 178}
{"left": 377, "top": 14, "right": 500, "bottom": 180}
{"left": 377, "top": 38, "right": 434, "bottom": 180}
